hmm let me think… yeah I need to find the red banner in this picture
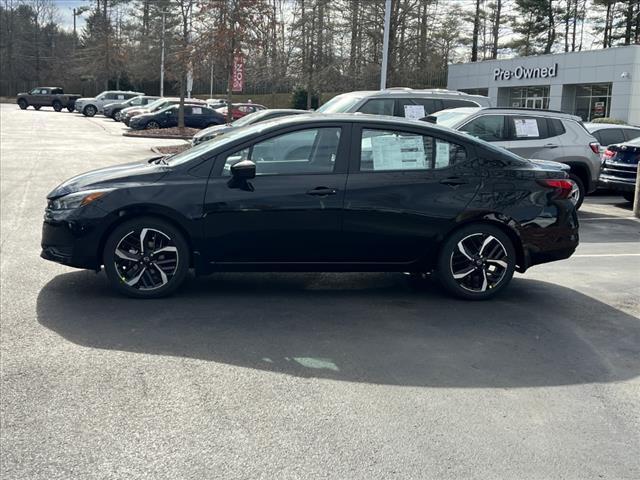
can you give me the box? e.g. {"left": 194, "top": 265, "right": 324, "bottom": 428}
{"left": 232, "top": 55, "right": 244, "bottom": 92}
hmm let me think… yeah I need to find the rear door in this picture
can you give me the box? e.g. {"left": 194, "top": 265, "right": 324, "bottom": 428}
{"left": 459, "top": 114, "right": 510, "bottom": 150}
{"left": 341, "top": 123, "right": 481, "bottom": 264}
{"left": 203, "top": 123, "right": 350, "bottom": 264}
{"left": 504, "top": 115, "right": 558, "bottom": 160}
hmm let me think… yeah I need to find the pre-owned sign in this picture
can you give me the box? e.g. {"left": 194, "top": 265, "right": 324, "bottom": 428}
{"left": 493, "top": 63, "right": 558, "bottom": 81}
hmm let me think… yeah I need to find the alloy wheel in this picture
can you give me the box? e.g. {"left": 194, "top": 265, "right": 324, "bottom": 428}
{"left": 449, "top": 233, "right": 509, "bottom": 293}
{"left": 114, "top": 228, "right": 179, "bottom": 291}
{"left": 146, "top": 121, "right": 160, "bottom": 129}
{"left": 568, "top": 181, "right": 581, "bottom": 206}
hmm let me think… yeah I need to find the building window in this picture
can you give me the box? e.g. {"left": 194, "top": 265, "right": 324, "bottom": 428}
{"left": 508, "top": 86, "right": 550, "bottom": 109}
{"left": 573, "top": 83, "right": 611, "bottom": 121}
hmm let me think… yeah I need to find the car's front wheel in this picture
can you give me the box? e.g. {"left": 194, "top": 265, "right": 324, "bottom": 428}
{"left": 83, "top": 105, "right": 97, "bottom": 117}
{"left": 437, "top": 224, "right": 516, "bottom": 300}
{"left": 18, "top": 99, "right": 28, "bottom": 109}
{"left": 146, "top": 121, "right": 160, "bottom": 130}
{"left": 52, "top": 101, "right": 63, "bottom": 112}
{"left": 103, "top": 217, "right": 190, "bottom": 298}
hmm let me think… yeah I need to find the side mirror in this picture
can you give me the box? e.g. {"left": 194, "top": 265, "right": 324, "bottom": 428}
{"left": 231, "top": 160, "right": 256, "bottom": 179}
{"left": 421, "top": 115, "right": 438, "bottom": 124}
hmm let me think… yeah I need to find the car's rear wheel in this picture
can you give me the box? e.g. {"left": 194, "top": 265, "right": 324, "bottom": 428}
{"left": 33, "top": 105, "right": 41, "bottom": 110}
{"left": 67, "top": 106, "right": 75, "bottom": 112}
{"left": 83, "top": 105, "right": 97, "bottom": 117}
{"left": 146, "top": 121, "right": 160, "bottom": 130}
{"left": 103, "top": 217, "right": 190, "bottom": 298}
{"left": 437, "top": 224, "right": 516, "bottom": 300}
{"left": 18, "top": 99, "right": 28, "bottom": 110}
{"left": 568, "top": 173, "right": 585, "bottom": 209}
{"left": 52, "top": 101, "right": 63, "bottom": 112}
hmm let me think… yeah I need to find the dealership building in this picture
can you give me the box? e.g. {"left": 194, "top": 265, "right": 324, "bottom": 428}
{"left": 447, "top": 45, "right": 640, "bottom": 125}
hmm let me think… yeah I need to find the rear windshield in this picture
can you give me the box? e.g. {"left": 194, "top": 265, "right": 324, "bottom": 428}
{"left": 316, "top": 94, "right": 362, "bottom": 113}
{"left": 432, "top": 109, "right": 479, "bottom": 128}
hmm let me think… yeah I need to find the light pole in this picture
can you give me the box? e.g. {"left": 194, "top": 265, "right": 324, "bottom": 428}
{"left": 160, "top": 10, "right": 166, "bottom": 97}
{"left": 380, "top": 0, "right": 392, "bottom": 90}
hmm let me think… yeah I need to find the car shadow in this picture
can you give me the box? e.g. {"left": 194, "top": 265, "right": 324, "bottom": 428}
{"left": 37, "top": 271, "right": 640, "bottom": 388}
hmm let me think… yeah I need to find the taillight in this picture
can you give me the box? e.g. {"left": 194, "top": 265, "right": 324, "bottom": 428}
{"left": 589, "top": 142, "right": 600, "bottom": 154}
{"left": 537, "top": 179, "right": 574, "bottom": 199}
{"left": 603, "top": 148, "right": 615, "bottom": 158}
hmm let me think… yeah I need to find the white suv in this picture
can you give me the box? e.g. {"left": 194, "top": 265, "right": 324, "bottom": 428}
{"left": 75, "top": 90, "right": 144, "bottom": 117}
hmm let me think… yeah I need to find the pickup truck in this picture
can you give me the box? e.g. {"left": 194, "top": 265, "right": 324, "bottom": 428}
{"left": 16, "top": 87, "right": 81, "bottom": 112}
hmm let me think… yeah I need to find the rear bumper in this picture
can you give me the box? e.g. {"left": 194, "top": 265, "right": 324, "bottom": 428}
{"left": 598, "top": 176, "right": 636, "bottom": 193}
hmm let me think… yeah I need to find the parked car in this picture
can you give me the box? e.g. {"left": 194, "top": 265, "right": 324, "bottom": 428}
{"left": 129, "top": 104, "right": 225, "bottom": 130}
{"left": 121, "top": 98, "right": 207, "bottom": 126}
{"left": 16, "top": 87, "right": 80, "bottom": 112}
{"left": 192, "top": 109, "right": 307, "bottom": 145}
{"left": 215, "top": 102, "right": 266, "bottom": 120}
{"left": 206, "top": 98, "right": 227, "bottom": 109}
{"left": 316, "top": 88, "right": 491, "bottom": 118}
{"left": 103, "top": 95, "right": 159, "bottom": 120}
{"left": 41, "top": 114, "right": 578, "bottom": 300}
{"left": 584, "top": 122, "right": 640, "bottom": 154}
{"left": 598, "top": 137, "right": 640, "bottom": 202}
{"left": 430, "top": 107, "right": 601, "bottom": 208}
{"left": 75, "top": 90, "right": 144, "bottom": 117}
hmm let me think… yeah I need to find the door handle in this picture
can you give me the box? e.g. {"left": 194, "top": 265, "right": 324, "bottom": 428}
{"left": 440, "top": 177, "right": 468, "bottom": 186}
{"left": 307, "top": 187, "right": 337, "bottom": 196}
{"left": 544, "top": 143, "right": 559, "bottom": 149}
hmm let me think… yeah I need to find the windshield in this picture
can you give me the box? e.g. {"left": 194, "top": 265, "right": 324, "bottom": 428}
{"left": 316, "top": 94, "right": 362, "bottom": 113}
{"left": 166, "top": 123, "right": 272, "bottom": 166}
{"left": 431, "top": 109, "right": 477, "bottom": 128}
{"left": 144, "top": 99, "right": 168, "bottom": 111}
{"left": 156, "top": 105, "right": 176, "bottom": 114}
{"left": 232, "top": 110, "right": 272, "bottom": 126}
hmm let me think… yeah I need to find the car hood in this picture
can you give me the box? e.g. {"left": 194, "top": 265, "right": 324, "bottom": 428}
{"left": 47, "top": 160, "right": 167, "bottom": 199}
{"left": 194, "top": 124, "right": 233, "bottom": 139}
{"left": 528, "top": 159, "right": 570, "bottom": 171}
{"left": 75, "top": 97, "right": 96, "bottom": 103}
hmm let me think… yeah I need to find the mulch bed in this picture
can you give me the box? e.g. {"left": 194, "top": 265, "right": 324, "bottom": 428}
{"left": 123, "top": 127, "right": 199, "bottom": 140}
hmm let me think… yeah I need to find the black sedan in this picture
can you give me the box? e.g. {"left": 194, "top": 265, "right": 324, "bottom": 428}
{"left": 598, "top": 137, "right": 640, "bottom": 202}
{"left": 192, "top": 108, "right": 308, "bottom": 145}
{"left": 103, "top": 95, "right": 159, "bottom": 120}
{"left": 41, "top": 114, "right": 579, "bottom": 300}
{"left": 129, "top": 104, "right": 225, "bottom": 130}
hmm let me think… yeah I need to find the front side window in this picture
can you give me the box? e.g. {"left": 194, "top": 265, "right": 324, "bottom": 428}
{"left": 460, "top": 115, "right": 507, "bottom": 142}
{"left": 358, "top": 99, "right": 394, "bottom": 116}
{"left": 359, "top": 128, "right": 466, "bottom": 172}
{"left": 40, "top": 89, "right": 49, "bottom": 95}
{"left": 129, "top": 97, "right": 143, "bottom": 106}
{"left": 223, "top": 127, "right": 341, "bottom": 176}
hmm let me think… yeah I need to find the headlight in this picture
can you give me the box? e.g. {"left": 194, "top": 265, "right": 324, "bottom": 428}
{"left": 49, "top": 189, "right": 114, "bottom": 210}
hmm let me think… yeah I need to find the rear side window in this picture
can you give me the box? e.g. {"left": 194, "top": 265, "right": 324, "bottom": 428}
{"left": 359, "top": 128, "right": 467, "bottom": 172}
{"left": 51, "top": 88, "right": 63, "bottom": 94}
{"left": 594, "top": 128, "right": 625, "bottom": 146}
{"left": 622, "top": 129, "right": 640, "bottom": 142}
{"left": 460, "top": 115, "right": 507, "bottom": 142}
{"left": 405, "top": 98, "right": 444, "bottom": 117}
{"left": 508, "top": 116, "right": 549, "bottom": 140}
{"left": 547, "top": 118, "right": 566, "bottom": 137}
{"left": 441, "top": 99, "right": 478, "bottom": 109}
{"left": 358, "top": 99, "right": 394, "bottom": 116}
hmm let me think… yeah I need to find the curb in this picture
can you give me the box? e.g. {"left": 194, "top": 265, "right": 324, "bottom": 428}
{"left": 122, "top": 132, "right": 192, "bottom": 140}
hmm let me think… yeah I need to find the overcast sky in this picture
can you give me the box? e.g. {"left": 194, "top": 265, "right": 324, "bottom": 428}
{"left": 54, "top": 0, "right": 88, "bottom": 32}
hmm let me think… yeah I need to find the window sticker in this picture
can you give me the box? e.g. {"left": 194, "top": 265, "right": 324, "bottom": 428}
{"left": 192, "top": 107, "right": 202, "bottom": 114}
{"left": 371, "top": 134, "right": 426, "bottom": 170}
{"left": 117, "top": 94, "right": 125, "bottom": 100}
{"left": 404, "top": 104, "right": 425, "bottom": 120}
{"left": 435, "top": 141, "right": 450, "bottom": 168}
{"left": 514, "top": 118, "right": 539, "bottom": 137}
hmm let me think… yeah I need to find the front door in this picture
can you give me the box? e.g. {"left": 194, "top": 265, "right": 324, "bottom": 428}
{"left": 341, "top": 125, "right": 481, "bottom": 265}
{"left": 202, "top": 124, "right": 350, "bottom": 264}
{"left": 525, "top": 97, "right": 543, "bottom": 109}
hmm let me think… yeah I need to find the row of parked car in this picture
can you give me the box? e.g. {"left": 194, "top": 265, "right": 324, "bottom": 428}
{"left": 17, "top": 86, "right": 639, "bottom": 204}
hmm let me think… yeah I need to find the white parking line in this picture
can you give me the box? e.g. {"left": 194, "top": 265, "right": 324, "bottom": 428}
{"left": 573, "top": 253, "right": 640, "bottom": 257}
{"left": 580, "top": 216, "right": 639, "bottom": 221}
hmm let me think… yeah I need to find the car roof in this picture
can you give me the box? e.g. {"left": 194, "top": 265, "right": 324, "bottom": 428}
{"left": 584, "top": 122, "right": 640, "bottom": 131}
{"left": 438, "top": 106, "right": 582, "bottom": 122}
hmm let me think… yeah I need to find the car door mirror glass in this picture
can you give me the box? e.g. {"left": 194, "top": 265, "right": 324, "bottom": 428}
{"left": 231, "top": 159, "right": 256, "bottom": 179}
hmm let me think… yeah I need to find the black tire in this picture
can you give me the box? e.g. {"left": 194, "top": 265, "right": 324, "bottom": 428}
{"left": 146, "top": 121, "right": 160, "bottom": 130}
{"left": 52, "top": 101, "right": 63, "bottom": 112}
{"left": 18, "top": 99, "right": 28, "bottom": 110}
{"left": 33, "top": 105, "right": 41, "bottom": 110}
{"left": 67, "top": 106, "right": 75, "bottom": 112}
{"left": 623, "top": 192, "right": 635, "bottom": 203}
{"left": 437, "top": 224, "right": 516, "bottom": 300}
{"left": 111, "top": 109, "right": 121, "bottom": 121}
{"left": 103, "top": 217, "right": 190, "bottom": 299}
{"left": 568, "top": 173, "right": 585, "bottom": 210}
{"left": 83, "top": 105, "right": 97, "bottom": 117}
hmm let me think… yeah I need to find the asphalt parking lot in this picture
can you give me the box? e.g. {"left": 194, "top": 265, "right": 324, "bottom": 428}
{"left": 1, "top": 103, "right": 639, "bottom": 479}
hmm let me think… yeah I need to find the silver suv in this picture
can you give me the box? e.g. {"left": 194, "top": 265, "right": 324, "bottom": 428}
{"left": 431, "top": 107, "right": 601, "bottom": 208}
{"left": 316, "top": 88, "right": 491, "bottom": 118}
{"left": 75, "top": 90, "right": 145, "bottom": 117}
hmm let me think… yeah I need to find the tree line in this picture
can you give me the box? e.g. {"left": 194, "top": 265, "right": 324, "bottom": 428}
{"left": 1, "top": 0, "right": 639, "bottom": 100}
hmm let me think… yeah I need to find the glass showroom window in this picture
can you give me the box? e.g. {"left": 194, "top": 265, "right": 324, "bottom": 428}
{"left": 508, "top": 86, "right": 550, "bottom": 109}
{"left": 574, "top": 83, "right": 611, "bottom": 121}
